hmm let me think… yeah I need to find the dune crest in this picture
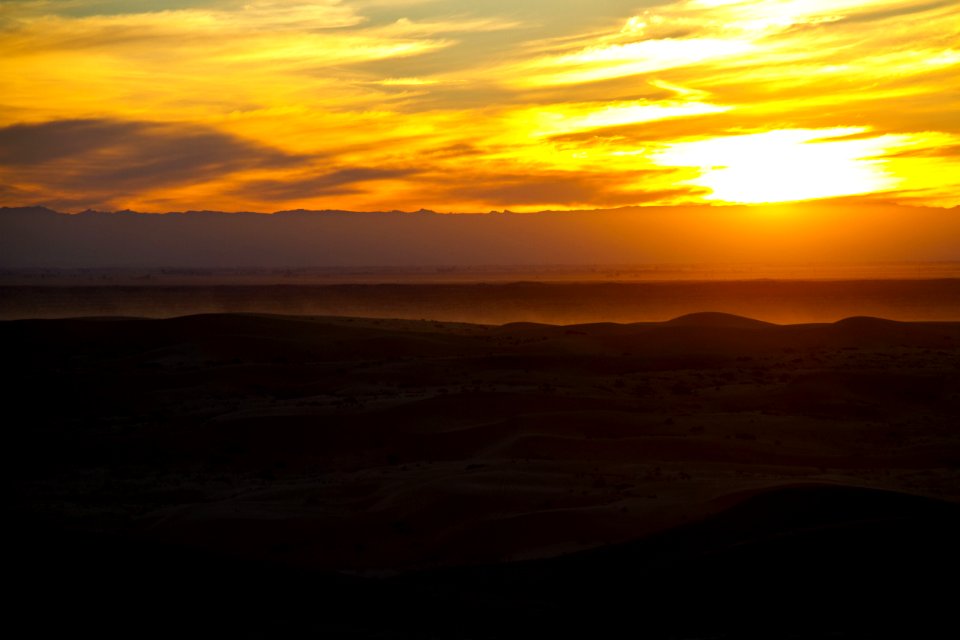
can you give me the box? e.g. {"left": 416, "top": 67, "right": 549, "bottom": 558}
{"left": 665, "top": 311, "right": 775, "bottom": 328}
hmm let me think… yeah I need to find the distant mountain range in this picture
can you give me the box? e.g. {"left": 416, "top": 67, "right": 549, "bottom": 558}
{"left": 2, "top": 203, "right": 958, "bottom": 268}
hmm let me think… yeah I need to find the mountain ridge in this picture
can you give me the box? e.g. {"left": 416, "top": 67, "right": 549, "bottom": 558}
{"left": 3, "top": 202, "right": 959, "bottom": 269}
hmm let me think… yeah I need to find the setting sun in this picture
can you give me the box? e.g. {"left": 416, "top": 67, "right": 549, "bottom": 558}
{"left": 652, "top": 128, "right": 895, "bottom": 204}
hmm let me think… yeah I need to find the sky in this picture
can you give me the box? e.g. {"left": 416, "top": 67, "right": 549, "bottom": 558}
{"left": 0, "top": 0, "right": 958, "bottom": 212}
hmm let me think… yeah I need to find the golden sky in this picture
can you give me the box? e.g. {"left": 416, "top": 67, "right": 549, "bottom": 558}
{"left": 1, "top": 0, "right": 958, "bottom": 212}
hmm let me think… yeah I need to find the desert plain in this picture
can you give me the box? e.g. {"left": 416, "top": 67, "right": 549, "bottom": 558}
{"left": 7, "top": 305, "right": 959, "bottom": 637}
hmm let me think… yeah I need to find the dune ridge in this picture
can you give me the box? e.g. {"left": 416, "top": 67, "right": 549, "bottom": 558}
{"left": 5, "top": 277, "right": 960, "bottom": 324}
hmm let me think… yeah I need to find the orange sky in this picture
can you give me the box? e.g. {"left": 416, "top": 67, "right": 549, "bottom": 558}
{"left": 1, "top": 0, "right": 958, "bottom": 212}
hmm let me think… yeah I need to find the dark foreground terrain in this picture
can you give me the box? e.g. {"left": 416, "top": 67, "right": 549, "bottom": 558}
{"left": 8, "top": 312, "right": 960, "bottom": 637}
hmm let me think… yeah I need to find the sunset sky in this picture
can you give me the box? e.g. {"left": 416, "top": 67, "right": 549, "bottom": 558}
{"left": 1, "top": 0, "right": 958, "bottom": 212}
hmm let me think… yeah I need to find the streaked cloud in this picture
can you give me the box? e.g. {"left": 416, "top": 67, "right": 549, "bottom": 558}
{"left": 0, "top": 118, "right": 303, "bottom": 210}
{"left": 233, "top": 167, "right": 420, "bottom": 201}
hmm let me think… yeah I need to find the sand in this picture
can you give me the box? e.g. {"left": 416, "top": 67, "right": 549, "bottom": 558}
{"left": 7, "top": 311, "right": 959, "bottom": 637}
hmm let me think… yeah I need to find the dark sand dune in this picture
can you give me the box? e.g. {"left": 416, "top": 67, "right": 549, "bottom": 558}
{"left": 5, "top": 278, "right": 960, "bottom": 324}
{"left": 7, "top": 312, "right": 960, "bottom": 637}
{"left": 664, "top": 310, "right": 777, "bottom": 328}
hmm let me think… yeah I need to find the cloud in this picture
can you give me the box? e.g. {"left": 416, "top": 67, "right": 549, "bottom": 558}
{"left": 432, "top": 170, "right": 698, "bottom": 208}
{"left": 0, "top": 118, "right": 304, "bottom": 206}
{"left": 233, "top": 167, "right": 419, "bottom": 200}
{"left": 833, "top": 0, "right": 956, "bottom": 24}
{"left": 0, "top": 1, "right": 364, "bottom": 34}
{"left": 0, "top": 1, "right": 461, "bottom": 125}
{"left": 509, "top": 0, "right": 959, "bottom": 90}
{"left": 882, "top": 144, "right": 960, "bottom": 159}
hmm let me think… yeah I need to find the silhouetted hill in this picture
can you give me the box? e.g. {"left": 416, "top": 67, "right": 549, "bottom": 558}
{"left": 2, "top": 202, "right": 959, "bottom": 267}
{"left": 665, "top": 311, "right": 775, "bottom": 328}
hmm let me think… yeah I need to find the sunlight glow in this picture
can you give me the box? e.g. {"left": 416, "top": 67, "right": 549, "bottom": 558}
{"left": 653, "top": 128, "right": 896, "bottom": 204}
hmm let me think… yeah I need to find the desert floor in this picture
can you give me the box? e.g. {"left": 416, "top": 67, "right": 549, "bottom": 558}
{"left": 8, "top": 311, "right": 959, "bottom": 637}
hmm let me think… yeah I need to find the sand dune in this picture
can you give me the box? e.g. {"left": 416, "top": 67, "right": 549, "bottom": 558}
{"left": 7, "top": 312, "right": 960, "bottom": 636}
{"left": 5, "top": 277, "right": 960, "bottom": 324}
{"left": 663, "top": 310, "right": 777, "bottom": 328}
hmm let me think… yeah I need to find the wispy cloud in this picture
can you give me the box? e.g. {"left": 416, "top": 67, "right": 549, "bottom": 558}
{"left": 0, "top": 119, "right": 304, "bottom": 209}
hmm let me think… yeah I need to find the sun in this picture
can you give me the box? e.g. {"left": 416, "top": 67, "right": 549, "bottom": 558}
{"left": 652, "top": 128, "right": 896, "bottom": 204}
